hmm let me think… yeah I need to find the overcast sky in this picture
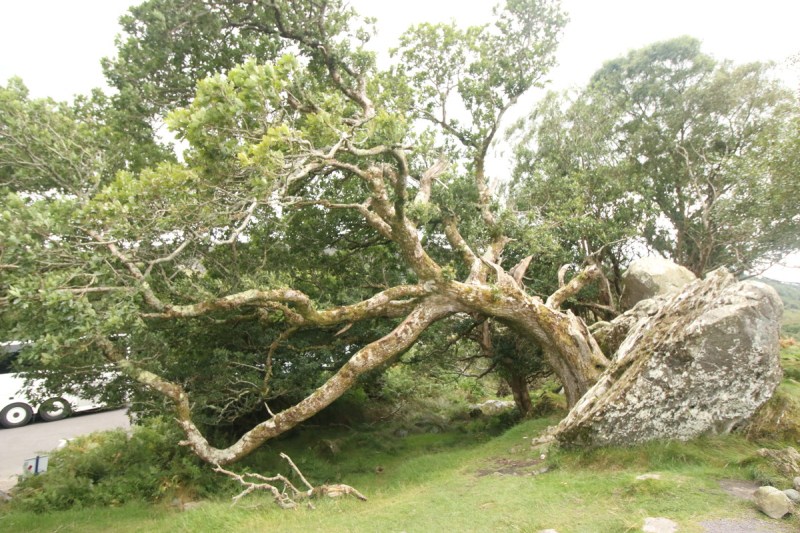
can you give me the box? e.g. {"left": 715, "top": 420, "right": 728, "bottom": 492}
{"left": 0, "top": 0, "right": 798, "bottom": 281}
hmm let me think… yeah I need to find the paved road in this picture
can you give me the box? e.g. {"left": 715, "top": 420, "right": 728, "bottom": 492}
{"left": 0, "top": 408, "right": 131, "bottom": 492}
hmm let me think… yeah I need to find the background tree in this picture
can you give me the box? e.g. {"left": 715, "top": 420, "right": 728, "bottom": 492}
{"left": 513, "top": 36, "right": 800, "bottom": 280}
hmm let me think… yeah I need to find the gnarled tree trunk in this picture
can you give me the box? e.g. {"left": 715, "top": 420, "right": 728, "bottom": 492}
{"left": 505, "top": 371, "right": 533, "bottom": 415}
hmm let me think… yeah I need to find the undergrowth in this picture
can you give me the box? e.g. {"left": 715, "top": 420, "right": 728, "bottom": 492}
{"left": 7, "top": 418, "right": 218, "bottom": 512}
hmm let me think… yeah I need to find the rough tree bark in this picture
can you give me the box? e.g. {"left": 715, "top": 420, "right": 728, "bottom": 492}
{"left": 505, "top": 371, "right": 534, "bottom": 416}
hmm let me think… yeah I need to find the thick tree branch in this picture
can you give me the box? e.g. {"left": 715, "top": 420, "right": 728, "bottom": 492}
{"left": 286, "top": 198, "right": 393, "bottom": 240}
{"left": 442, "top": 215, "right": 478, "bottom": 270}
{"left": 414, "top": 155, "right": 448, "bottom": 205}
{"left": 508, "top": 255, "right": 534, "bottom": 288}
{"left": 444, "top": 279, "right": 610, "bottom": 406}
{"left": 546, "top": 265, "right": 603, "bottom": 310}
{"left": 143, "top": 284, "right": 432, "bottom": 328}
{"left": 175, "top": 298, "right": 458, "bottom": 464}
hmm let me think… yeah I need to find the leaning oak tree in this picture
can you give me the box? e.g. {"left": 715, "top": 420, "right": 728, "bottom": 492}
{"left": 4, "top": 0, "right": 612, "bottom": 465}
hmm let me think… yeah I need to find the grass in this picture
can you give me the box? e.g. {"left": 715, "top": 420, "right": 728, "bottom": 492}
{"left": 2, "top": 414, "right": 797, "bottom": 533}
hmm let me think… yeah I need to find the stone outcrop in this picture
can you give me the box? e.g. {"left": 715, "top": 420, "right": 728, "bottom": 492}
{"left": 591, "top": 297, "right": 662, "bottom": 356}
{"left": 620, "top": 256, "right": 696, "bottom": 310}
{"left": 554, "top": 268, "right": 783, "bottom": 448}
{"left": 757, "top": 447, "right": 800, "bottom": 478}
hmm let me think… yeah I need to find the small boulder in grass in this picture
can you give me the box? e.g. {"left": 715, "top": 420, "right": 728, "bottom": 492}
{"left": 794, "top": 476, "right": 800, "bottom": 491}
{"left": 783, "top": 488, "right": 800, "bottom": 503}
{"left": 642, "top": 517, "right": 678, "bottom": 533}
{"left": 753, "top": 486, "right": 793, "bottom": 519}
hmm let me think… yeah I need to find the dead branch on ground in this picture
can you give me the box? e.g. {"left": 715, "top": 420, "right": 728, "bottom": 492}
{"left": 214, "top": 452, "right": 367, "bottom": 509}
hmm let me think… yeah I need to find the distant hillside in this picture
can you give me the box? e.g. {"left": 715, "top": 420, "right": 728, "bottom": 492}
{"left": 759, "top": 278, "right": 800, "bottom": 338}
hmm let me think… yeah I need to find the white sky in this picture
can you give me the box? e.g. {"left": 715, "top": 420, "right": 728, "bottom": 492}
{"left": 0, "top": 0, "right": 798, "bottom": 282}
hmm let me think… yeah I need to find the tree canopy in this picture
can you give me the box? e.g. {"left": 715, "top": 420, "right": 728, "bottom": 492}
{"left": 1, "top": 1, "right": 797, "bottom": 465}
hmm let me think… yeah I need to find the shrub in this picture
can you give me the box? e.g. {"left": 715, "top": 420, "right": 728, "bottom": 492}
{"left": 10, "top": 418, "right": 219, "bottom": 512}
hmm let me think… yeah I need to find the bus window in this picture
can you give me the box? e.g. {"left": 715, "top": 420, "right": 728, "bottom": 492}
{"left": 0, "top": 343, "right": 24, "bottom": 374}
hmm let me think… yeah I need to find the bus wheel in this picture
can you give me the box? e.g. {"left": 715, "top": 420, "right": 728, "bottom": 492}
{"left": 0, "top": 402, "right": 34, "bottom": 428}
{"left": 38, "top": 397, "right": 72, "bottom": 422}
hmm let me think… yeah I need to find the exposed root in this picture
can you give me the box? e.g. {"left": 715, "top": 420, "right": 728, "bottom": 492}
{"left": 214, "top": 453, "right": 367, "bottom": 509}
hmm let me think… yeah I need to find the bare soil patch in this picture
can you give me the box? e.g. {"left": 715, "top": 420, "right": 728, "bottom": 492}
{"left": 718, "top": 478, "right": 760, "bottom": 501}
{"left": 698, "top": 517, "right": 794, "bottom": 532}
{"left": 475, "top": 456, "right": 548, "bottom": 477}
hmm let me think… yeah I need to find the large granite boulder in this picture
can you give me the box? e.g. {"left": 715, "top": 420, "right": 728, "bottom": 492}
{"left": 555, "top": 269, "right": 783, "bottom": 447}
{"left": 620, "top": 257, "right": 696, "bottom": 310}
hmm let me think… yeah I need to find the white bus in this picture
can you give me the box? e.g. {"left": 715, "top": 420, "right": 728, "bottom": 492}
{"left": 0, "top": 342, "right": 107, "bottom": 428}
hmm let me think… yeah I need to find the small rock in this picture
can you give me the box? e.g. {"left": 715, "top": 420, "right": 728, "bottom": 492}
{"left": 783, "top": 488, "right": 800, "bottom": 503}
{"left": 468, "top": 399, "right": 516, "bottom": 415}
{"left": 642, "top": 516, "right": 678, "bottom": 533}
{"left": 182, "top": 501, "right": 206, "bottom": 511}
{"left": 636, "top": 473, "right": 662, "bottom": 481}
{"left": 753, "top": 486, "right": 793, "bottom": 519}
{"left": 0, "top": 489, "right": 11, "bottom": 502}
{"left": 794, "top": 476, "right": 800, "bottom": 491}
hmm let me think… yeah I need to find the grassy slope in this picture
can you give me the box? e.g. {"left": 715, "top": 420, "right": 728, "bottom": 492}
{"left": 759, "top": 278, "right": 800, "bottom": 338}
